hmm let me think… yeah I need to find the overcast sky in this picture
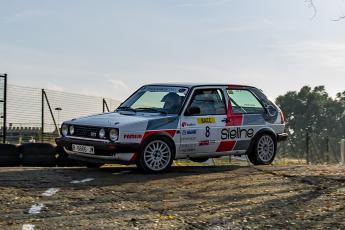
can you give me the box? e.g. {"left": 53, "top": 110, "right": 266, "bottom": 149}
{"left": 1, "top": 0, "right": 345, "bottom": 101}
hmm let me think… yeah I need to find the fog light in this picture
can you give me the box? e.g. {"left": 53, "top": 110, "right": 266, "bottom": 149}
{"left": 69, "top": 125, "right": 75, "bottom": 135}
{"left": 99, "top": 128, "right": 106, "bottom": 139}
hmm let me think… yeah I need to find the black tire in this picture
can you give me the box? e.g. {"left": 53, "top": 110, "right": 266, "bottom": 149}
{"left": 56, "top": 146, "right": 83, "bottom": 167}
{"left": 136, "top": 137, "right": 174, "bottom": 173}
{"left": 190, "top": 157, "right": 210, "bottom": 163}
{"left": 20, "top": 143, "right": 56, "bottom": 167}
{"left": 85, "top": 163, "right": 104, "bottom": 168}
{"left": 0, "top": 144, "right": 20, "bottom": 166}
{"left": 248, "top": 134, "right": 277, "bottom": 165}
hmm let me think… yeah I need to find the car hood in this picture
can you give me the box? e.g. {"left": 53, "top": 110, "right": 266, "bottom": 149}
{"left": 66, "top": 112, "right": 178, "bottom": 129}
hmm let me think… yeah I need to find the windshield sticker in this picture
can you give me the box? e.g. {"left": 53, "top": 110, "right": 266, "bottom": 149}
{"left": 143, "top": 86, "right": 188, "bottom": 93}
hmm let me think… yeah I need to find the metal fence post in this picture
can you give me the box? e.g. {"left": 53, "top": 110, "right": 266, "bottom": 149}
{"left": 306, "top": 131, "right": 310, "bottom": 164}
{"left": 3, "top": 74, "right": 7, "bottom": 143}
{"left": 341, "top": 139, "right": 345, "bottom": 166}
{"left": 41, "top": 89, "right": 44, "bottom": 142}
{"left": 0, "top": 73, "right": 7, "bottom": 143}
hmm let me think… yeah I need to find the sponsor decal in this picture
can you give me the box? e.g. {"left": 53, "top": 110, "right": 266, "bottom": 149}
{"left": 182, "top": 130, "right": 197, "bottom": 135}
{"left": 181, "top": 136, "right": 197, "bottom": 141}
{"left": 180, "top": 143, "right": 197, "bottom": 153}
{"left": 221, "top": 127, "right": 254, "bottom": 140}
{"left": 197, "top": 117, "right": 216, "bottom": 124}
{"left": 124, "top": 134, "right": 143, "bottom": 139}
{"left": 182, "top": 122, "right": 196, "bottom": 128}
{"left": 199, "top": 140, "right": 210, "bottom": 146}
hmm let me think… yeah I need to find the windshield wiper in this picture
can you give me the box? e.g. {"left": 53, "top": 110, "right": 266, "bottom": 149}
{"left": 116, "top": 106, "right": 137, "bottom": 113}
{"left": 135, "top": 107, "right": 167, "bottom": 115}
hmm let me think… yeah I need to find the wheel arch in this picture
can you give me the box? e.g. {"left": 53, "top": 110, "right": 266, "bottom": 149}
{"left": 140, "top": 132, "right": 177, "bottom": 159}
{"left": 246, "top": 127, "right": 277, "bottom": 155}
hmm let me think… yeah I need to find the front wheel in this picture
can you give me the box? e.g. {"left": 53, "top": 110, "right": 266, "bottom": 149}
{"left": 136, "top": 138, "right": 174, "bottom": 173}
{"left": 248, "top": 134, "right": 276, "bottom": 165}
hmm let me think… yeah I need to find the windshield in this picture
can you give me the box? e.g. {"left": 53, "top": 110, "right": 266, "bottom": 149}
{"left": 118, "top": 86, "right": 189, "bottom": 114}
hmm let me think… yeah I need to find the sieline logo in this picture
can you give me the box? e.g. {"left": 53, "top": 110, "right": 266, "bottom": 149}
{"left": 221, "top": 128, "right": 254, "bottom": 140}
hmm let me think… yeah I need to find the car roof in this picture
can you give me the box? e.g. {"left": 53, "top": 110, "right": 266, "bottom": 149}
{"left": 145, "top": 83, "right": 256, "bottom": 89}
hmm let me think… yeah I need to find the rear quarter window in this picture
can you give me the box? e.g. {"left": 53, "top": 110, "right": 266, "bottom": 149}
{"left": 227, "top": 89, "right": 265, "bottom": 114}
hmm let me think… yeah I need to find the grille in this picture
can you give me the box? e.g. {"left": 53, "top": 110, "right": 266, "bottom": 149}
{"left": 73, "top": 125, "right": 101, "bottom": 138}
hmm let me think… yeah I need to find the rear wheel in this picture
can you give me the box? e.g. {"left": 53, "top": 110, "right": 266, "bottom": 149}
{"left": 136, "top": 138, "right": 174, "bottom": 173}
{"left": 248, "top": 134, "right": 276, "bottom": 165}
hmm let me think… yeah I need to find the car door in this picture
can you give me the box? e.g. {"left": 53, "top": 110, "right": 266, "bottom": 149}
{"left": 223, "top": 87, "right": 267, "bottom": 152}
{"left": 179, "top": 87, "right": 228, "bottom": 155}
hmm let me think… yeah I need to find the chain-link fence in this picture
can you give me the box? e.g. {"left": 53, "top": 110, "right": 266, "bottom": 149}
{"left": 276, "top": 132, "right": 342, "bottom": 164}
{"left": 5, "top": 84, "right": 120, "bottom": 144}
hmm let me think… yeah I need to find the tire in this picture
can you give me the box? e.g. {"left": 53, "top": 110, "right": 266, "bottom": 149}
{"left": 136, "top": 137, "right": 174, "bottom": 173}
{"left": 0, "top": 144, "right": 20, "bottom": 166}
{"left": 20, "top": 143, "right": 56, "bottom": 167}
{"left": 248, "top": 134, "right": 277, "bottom": 165}
{"left": 190, "top": 157, "right": 209, "bottom": 163}
{"left": 56, "top": 146, "right": 83, "bottom": 167}
{"left": 85, "top": 163, "right": 104, "bottom": 168}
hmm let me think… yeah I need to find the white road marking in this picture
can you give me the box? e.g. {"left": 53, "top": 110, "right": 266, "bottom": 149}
{"left": 28, "top": 204, "right": 44, "bottom": 214}
{"left": 70, "top": 178, "right": 95, "bottom": 184}
{"left": 22, "top": 224, "right": 35, "bottom": 230}
{"left": 42, "top": 188, "right": 60, "bottom": 197}
{"left": 112, "top": 171, "right": 131, "bottom": 175}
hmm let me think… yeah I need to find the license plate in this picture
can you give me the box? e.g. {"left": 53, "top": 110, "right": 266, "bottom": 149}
{"left": 72, "top": 144, "right": 95, "bottom": 154}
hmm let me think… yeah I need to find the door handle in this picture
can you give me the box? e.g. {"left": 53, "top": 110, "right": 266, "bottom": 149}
{"left": 222, "top": 118, "right": 231, "bottom": 123}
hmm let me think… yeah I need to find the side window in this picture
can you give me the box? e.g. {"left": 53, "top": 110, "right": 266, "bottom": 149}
{"left": 186, "top": 89, "right": 226, "bottom": 116}
{"left": 227, "top": 89, "right": 264, "bottom": 114}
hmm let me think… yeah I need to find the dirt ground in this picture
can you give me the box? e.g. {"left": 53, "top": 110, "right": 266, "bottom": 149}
{"left": 0, "top": 164, "right": 345, "bottom": 230}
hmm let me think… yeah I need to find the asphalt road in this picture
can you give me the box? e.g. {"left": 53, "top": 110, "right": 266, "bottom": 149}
{"left": 0, "top": 165, "right": 345, "bottom": 230}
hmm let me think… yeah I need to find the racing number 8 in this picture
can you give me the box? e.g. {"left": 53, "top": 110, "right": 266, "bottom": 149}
{"left": 205, "top": 126, "right": 210, "bottom": 138}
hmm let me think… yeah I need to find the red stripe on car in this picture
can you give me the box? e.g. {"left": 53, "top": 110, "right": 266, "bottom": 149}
{"left": 216, "top": 141, "right": 236, "bottom": 152}
{"left": 142, "top": 130, "right": 177, "bottom": 143}
{"left": 129, "top": 153, "right": 137, "bottom": 163}
{"left": 226, "top": 98, "right": 243, "bottom": 126}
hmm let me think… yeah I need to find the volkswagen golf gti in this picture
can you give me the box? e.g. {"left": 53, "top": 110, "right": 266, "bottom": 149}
{"left": 56, "top": 84, "right": 288, "bottom": 173}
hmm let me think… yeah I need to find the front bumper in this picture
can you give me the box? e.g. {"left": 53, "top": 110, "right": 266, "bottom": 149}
{"left": 56, "top": 137, "right": 140, "bottom": 164}
{"left": 277, "top": 133, "right": 288, "bottom": 142}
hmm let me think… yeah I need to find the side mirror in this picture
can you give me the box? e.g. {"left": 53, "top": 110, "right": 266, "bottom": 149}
{"left": 185, "top": 106, "right": 201, "bottom": 116}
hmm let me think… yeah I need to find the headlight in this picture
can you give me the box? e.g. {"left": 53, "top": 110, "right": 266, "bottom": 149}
{"left": 69, "top": 125, "right": 75, "bottom": 135}
{"left": 109, "top": 129, "right": 119, "bottom": 142}
{"left": 61, "top": 124, "right": 68, "bottom": 136}
{"left": 99, "top": 128, "right": 106, "bottom": 139}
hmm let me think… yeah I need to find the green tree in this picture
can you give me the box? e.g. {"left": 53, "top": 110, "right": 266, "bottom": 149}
{"left": 276, "top": 86, "right": 345, "bottom": 162}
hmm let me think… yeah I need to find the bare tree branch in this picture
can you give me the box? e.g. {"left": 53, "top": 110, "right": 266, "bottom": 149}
{"left": 332, "top": 12, "right": 345, "bottom": 21}
{"left": 305, "top": 0, "right": 317, "bottom": 19}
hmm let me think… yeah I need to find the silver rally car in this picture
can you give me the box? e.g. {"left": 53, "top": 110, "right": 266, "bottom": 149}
{"left": 56, "top": 84, "right": 288, "bottom": 173}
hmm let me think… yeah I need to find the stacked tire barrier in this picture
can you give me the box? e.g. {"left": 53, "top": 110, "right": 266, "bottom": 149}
{"left": 0, "top": 143, "right": 83, "bottom": 167}
{"left": 0, "top": 144, "right": 20, "bottom": 166}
